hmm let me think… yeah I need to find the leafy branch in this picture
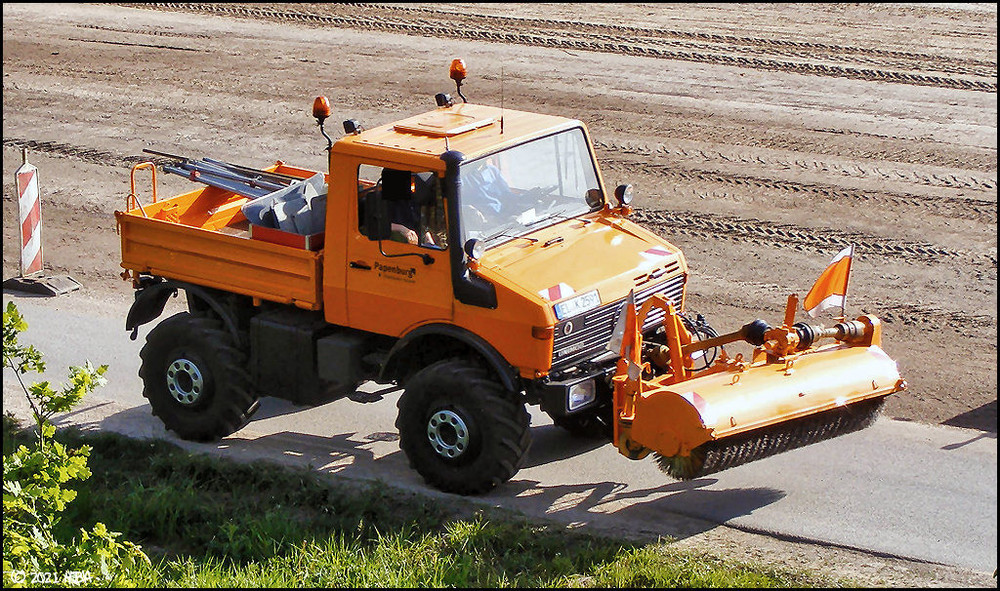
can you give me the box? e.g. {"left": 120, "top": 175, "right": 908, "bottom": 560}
{"left": 3, "top": 301, "right": 149, "bottom": 587}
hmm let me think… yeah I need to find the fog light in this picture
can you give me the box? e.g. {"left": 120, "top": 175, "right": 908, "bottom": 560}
{"left": 568, "top": 380, "right": 597, "bottom": 411}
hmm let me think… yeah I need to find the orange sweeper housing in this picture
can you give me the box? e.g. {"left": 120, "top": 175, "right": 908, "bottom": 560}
{"left": 115, "top": 61, "right": 905, "bottom": 495}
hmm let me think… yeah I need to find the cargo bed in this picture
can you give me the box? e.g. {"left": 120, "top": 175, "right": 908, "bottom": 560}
{"left": 116, "top": 163, "right": 328, "bottom": 310}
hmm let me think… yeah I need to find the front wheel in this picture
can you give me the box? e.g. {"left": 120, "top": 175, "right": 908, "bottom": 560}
{"left": 395, "top": 358, "right": 531, "bottom": 495}
{"left": 139, "top": 312, "right": 259, "bottom": 441}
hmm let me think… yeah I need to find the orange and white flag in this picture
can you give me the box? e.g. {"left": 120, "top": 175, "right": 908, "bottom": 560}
{"left": 803, "top": 245, "right": 854, "bottom": 318}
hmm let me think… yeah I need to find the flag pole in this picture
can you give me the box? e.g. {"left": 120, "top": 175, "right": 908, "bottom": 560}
{"left": 840, "top": 244, "right": 855, "bottom": 320}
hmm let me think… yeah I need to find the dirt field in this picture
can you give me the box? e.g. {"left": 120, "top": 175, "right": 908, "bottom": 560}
{"left": 2, "top": 3, "right": 996, "bottom": 586}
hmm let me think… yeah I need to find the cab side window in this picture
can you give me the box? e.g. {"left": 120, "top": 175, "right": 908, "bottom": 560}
{"left": 357, "top": 165, "right": 448, "bottom": 249}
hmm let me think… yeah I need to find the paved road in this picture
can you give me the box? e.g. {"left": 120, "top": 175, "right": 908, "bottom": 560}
{"left": 3, "top": 290, "right": 996, "bottom": 575}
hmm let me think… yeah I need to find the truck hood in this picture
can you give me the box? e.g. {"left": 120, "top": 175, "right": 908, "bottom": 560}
{"left": 477, "top": 214, "right": 684, "bottom": 310}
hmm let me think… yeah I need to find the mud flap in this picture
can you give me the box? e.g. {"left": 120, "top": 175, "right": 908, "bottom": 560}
{"left": 125, "top": 281, "right": 177, "bottom": 340}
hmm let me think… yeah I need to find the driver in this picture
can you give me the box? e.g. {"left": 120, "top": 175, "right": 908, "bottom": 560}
{"left": 463, "top": 158, "right": 513, "bottom": 225}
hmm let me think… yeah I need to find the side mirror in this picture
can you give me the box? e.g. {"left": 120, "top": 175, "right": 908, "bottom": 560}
{"left": 363, "top": 190, "right": 392, "bottom": 241}
{"left": 343, "top": 119, "right": 363, "bottom": 135}
{"left": 435, "top": 93, "right": 455, "bottom": 108}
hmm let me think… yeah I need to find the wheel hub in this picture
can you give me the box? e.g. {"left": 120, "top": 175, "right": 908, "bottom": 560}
{"left": 426, "top": 409, "right": 469, "bottom": 459}
{"left": 166, "top": 358, "right": 205, "bottom": 405}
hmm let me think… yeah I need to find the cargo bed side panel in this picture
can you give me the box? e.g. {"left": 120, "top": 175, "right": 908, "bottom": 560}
{"left": 118, "top": 212, "right": 322, "bottom": 310}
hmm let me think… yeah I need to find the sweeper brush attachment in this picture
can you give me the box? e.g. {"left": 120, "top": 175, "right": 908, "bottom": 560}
{"left": 653, "top": 395, "right": 886, "bottom": 479}
{"left": 612, "top": 293, "right": 905, "bottom": 479}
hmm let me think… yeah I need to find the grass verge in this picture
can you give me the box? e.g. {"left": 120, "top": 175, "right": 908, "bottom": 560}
{"left": 3, "top": 414, "right": 849, "bottom": 588}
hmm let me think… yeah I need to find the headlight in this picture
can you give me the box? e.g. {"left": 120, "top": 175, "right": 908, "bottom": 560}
{"left": 568, "top": 380, "right": 597, "bottom": 411}
{"left": 464, "top": 238, "right": 484, "bottom": 260}
{"left": 614, "top": 184, "right": 634, "bottom": 206}
{"left": 553, "top": 289, "right": 600, "bottom": 320}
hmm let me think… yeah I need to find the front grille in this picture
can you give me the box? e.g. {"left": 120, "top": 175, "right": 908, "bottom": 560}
{"left": 551, "top": 271, "right": 686, "bottom": 370}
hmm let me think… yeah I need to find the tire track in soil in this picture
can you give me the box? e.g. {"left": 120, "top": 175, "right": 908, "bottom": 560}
{"left": 600, "top": 159, "right": 997, "bottom": 225}
{"left": 135, "top": 3, "right": 997, "bottom": 93}
{"left": 630, "top": 208, "right": 993, "bottom": 266}
{"left": 690, "top": 273, "right": 996, "bottom": 333}
{"left": 3, "top": 138, "right": 177, "bottom": 170}
{"left": 353, "top": 3, "right": 997, "bottom": 79}
{"left": 634, "top": 127, "right": 997, "bottom": 173}
{"left": 594, "top": 139, "right": 998, "bottom": 194}
{"left": 67, "top": 37, "right": 204, "bottom": 53}
{"left": 804, "top": 129, "right": 995, "bottom": 173}
{"left": 74, "top": 23, "right": 212, "bottom": 39}
{"left": 869, "top": 302, "right": 996, "bottom": 333}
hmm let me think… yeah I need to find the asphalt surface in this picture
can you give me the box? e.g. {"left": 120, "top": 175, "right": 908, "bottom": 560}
{"left": 3, "top": 289, "right": 995, "bottom": 576}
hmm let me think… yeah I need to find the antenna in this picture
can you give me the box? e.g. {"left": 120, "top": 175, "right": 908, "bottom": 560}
{"left": 500, "top": 66, "right": 505, "bottom": 134}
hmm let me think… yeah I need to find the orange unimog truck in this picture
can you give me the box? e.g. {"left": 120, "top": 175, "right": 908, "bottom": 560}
{"left": 116, "top": 61, "right": 905, "bottom": 494}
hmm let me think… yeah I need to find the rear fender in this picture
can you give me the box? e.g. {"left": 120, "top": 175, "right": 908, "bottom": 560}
{"left": 125, "top": 279, "right": 241, "bottom": 345}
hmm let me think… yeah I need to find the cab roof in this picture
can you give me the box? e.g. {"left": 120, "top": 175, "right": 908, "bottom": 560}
{"left": 330, "top": 103, "right": 583, "bottom": 170}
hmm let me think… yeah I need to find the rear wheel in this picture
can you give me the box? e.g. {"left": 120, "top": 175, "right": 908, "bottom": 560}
{"left": 139, "top": 312, "right": 259, "bottom": 441}
{"left": 396, "top": 358, "right": 531, "bottom": 495}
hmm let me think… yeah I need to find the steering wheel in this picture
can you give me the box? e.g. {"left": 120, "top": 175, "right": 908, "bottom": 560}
{"left": 520, "top": 184, "right": 560, "bottom": 209}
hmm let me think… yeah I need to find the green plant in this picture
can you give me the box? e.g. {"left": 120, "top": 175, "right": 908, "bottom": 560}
{"left": 3, "top": 301, "right": 149, "bottom": 587}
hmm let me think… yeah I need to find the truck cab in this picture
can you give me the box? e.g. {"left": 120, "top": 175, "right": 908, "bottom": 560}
{"left": 326, "top": 99, "right": 688, "bottom": 430}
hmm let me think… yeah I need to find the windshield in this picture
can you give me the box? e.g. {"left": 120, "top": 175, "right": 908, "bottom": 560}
{"left": 459, "top": 128, "right": 601, "bottom": 246}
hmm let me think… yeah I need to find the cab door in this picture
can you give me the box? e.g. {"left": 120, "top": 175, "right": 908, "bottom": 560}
{"left": 345, "top": 164, "right": 453, "bottom": 336}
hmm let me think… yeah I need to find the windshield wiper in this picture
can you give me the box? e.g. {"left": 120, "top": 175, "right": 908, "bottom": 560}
{"left": 481, "top": 223, "right": 518, "bottom": 245}
{"left": 524, "top": 210, "right": 576, "bottom": 229}
{"left": 482, "top": 223, "right": 539, "bottom": 246}
{"left": 482, "top": 208, "right": 584, "bottom": 247}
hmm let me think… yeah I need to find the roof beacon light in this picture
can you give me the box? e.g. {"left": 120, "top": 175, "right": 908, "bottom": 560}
{"left": 449, "top": 58, "right": 467, "bottom": 82}
{"left": 450, "top": 58, "right": 468, "bottom": 103}
{"left": 312, "top": 96, "right": 331, "bottom": 124}
{"left": 313, "top": 96, "right": 333, "bottom": 150}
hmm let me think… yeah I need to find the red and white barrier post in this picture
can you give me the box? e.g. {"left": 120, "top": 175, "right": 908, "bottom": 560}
{"left": 15, "top": 150, "right": 43, "bottom": 277}
{"left": 4, "top": 149, "right": 80, "bottom": 296}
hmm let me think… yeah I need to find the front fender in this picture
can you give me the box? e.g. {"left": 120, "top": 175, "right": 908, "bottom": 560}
{"left": 380, "top": 323, "right": 520, "bottom": 392}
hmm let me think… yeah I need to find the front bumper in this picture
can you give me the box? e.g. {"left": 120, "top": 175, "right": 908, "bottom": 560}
{"left": 530, "top": 364, "right": 616, "bottom": 418}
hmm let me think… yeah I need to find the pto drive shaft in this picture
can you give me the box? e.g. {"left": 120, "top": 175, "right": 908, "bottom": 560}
{"left": 680, "top": 318, "right": 870, "bottom": 359}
